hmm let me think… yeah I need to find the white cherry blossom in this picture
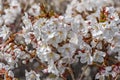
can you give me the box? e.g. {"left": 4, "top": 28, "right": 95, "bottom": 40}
{"left": 93, "top": 50, "right": 106, "bottom": 63}
{"left": 58, "top": 43, "right": 76, "bottom": 58}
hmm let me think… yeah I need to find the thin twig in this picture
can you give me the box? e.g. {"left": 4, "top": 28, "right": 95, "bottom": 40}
{"left": 115, "top": 75, "right": 119, "bottom": 80}
{"left": 60, "top": 75, "right": 66, "bottom": 80}
{"left": 67, "top": 67, "right": 75, "bottom": 80}
{"left": 79, "top": 65, "right": 88, "bottom": 80}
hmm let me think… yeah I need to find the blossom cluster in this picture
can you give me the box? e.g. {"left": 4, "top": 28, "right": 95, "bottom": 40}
{"left": 0, "top": 0, "right": 120, "bottom": 80}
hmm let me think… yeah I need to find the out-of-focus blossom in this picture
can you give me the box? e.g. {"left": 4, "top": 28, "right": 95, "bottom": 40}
{"left": 0, "top": 16, "right": 3, "bottom": 26}
{"left": 111, "top": 64, "right": 120, "bottom": 78}
{"left": 95, "top": 66, "right": 112, "bottom": 79}
{"left": 0, "top": 25, "right": 10, "bottom": 40}
{"left": 3, "top": 0, "right": 21, "bottom": 25}
{"left": 0, "top": 0, "right": 3, "bottom": 12}
{"left": 10, "top": 0, "right": 21, "bottom": 15}
{"left": 25, "top": 70, "right": 40, "bottom": 80}
{"left": 28, "top": 4, "right": 40, "bottom": 16}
